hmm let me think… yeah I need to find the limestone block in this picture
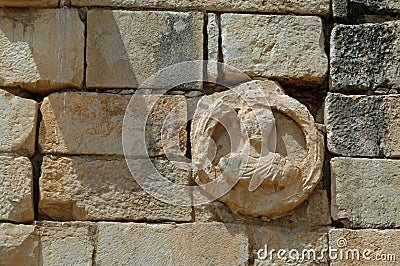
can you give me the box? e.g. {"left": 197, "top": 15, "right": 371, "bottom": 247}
{"left": 86, "top": 10, "right": 203, "bottom": 89}
{"left": 191, "top": 80, "right": 324, "bottom": 219}
{"left": 219, "top": 14, "right": 328, "bottom": 85}
{"left": 38, "top": 222, "right": 95, "bottom": 266}
{"left": 39, "top": 156, "right": 192, "bottom": 221}
{"left": 39, "top": 92, "right": 187, "bottom": 157}
{"left": 351, "top": 0, "right": 400, "bottom": 14}
{"left": 331, "top": 157, "right": 400, "bottom": 228}
{"left": 250, "top": 226, "right": 329, "bottom": 265}
{"left": 330, "top": 21, "right": 400, "bottom": 91}
{"left": 72, "top": 0, "right": 330, "bottom": 16}
{"left": 0, "top": 90, "right": 38, "bottom": 156}
{"left": 329, "top": 229, "right": 399, "bottom": 265}
{"left": 0, "top": 155, "right": 34, "bottom": 223}
{"left": 325, "top": 93, "right": 400, "bottom": 157}
{"left": 0, "top": 9, "right": 84, "bottom": 93}
{"left": 0, "top": 0, "right": 58, "bottom": 7}
{"left": 0, "top": 224, "right": 39, "bottom": 265}
{"left": 96, "top": 222, "right": 249, "bottom": 265}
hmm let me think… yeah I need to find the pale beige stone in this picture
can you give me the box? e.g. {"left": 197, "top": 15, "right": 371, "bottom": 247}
{"left": 0, "top": 9, "right": 84, "bottom": 93}
{"left": 331, "top": 157, "right": 400, "bottom": 228}
{"left": 207, "top": 13, "right": 219, "bottom": 83}
{"left": 96, "top": 222, "right": 249, "bottom": 265}
{"left": 329, "top": 229, "right": 399, "bottom": 265}
{"left": 0, "top": 155, "right": 34, "bottom": 223}
{"left": 0, "top": 223, "right": 39, "bottom": 265}
{"left": 250, "top": 226, "right": 329, "bottom": 265}
{"left": 72, "top": 0, "right": 330, "bottom": 15}
{"left": 86, "top": 10, "right": 203, "bottom": 89}
{"left": 306, "top": 189, "right": 331, "bottom": 226}
{"left": 39, "top": 156, "right": 192, "bottom": 221}
{"left": 0, "top": 90, "right": 38, "bottom": 156}
{"left": 191, "top": 80, "right": 324, "bottom": 219}
{"left": 39, "top": 92, "right": 187, "bottom": 157}
{"left": 0, "top": 0, "right": 58, "bottom": 6}
{"left": 38, "top": 222, "right": 95, "bottom": 266}
{"left": 220, "top": 14, "right": 328, "bottom": 85}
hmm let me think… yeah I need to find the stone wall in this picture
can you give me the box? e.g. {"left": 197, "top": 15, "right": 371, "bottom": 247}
{"left": 0, "top": 0, "right": 399, "bottom": 265}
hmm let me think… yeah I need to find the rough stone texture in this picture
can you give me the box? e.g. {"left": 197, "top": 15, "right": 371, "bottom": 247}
{"left": 0, "top": 155, "right": 34, "bottom": 223}
{"left": 0, "top": 9, "right": 84, "bottom": 93}
{"left": 251, "top": 226, "right": 329, "bottom": 265}
{"left": 330, "top": 21, "right": 400, "bottom": 92}
{"left": 331, "top": 157, "right": 400, "bottom": 228}
{"left": 38, "top": 222, "right": 95, "bottom": 266}
{"left": 207, "top": 13, "right": 219, "bottom": 83}
{"left": 329, "top": 229, "right": 399, "bottom": 265}
{"left": 0, "top": 224, "right": 39, "bottom": 265}
{"left": 191, "top": 80, "right": 324, "bottom": 219}
{"left": 72, "top": 0, "right": 330, "bottom": 15}
{"left": 325, "top": 93, "right": 400, "bottom": 158}
{"left": 96, "top": 222, "right": 249, "bottom": 265}
{"left": 86, "top": 10, "right": 203, "bottom": 89}
{"left": 39, "top": 156, "right": 192, "bottom": 221}
{"left": 0, "top": 0, "right": 58, "bottom": 6}
{"left": 0, "top": 90, "right": 38, "bottom": 156}
{"left": 219, "top": 14, "right": 328, "bottom": 85}
{"left": 39, "top": 92, "right": 187, "bottom": 157}
{"left": 351, "top": 0, "right": 400, "bottom": 14}
{"left": 333, "top": 0, "right": 348, "bottom": 21}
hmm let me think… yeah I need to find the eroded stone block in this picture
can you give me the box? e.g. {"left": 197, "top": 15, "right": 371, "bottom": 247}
{"left": 0, "top": 155, "right": 34, "bottom": 223}
{"left": 0, "top": 90, "right": 38, "bottom": 156}
{"left": 86, "top": 10, "right": 203, "bottom": 89}
{"left": 0, "top": 9, "right": 84, "bottom": 93}
{"left": 330, "top": 21, "right": 400, "bottom": 92}
{"left": 0, "top": 224, "right": 39, "bottom": 265}
{"left": 39, "top": 92, "right": 187, "bottom": 157}
{"left": 219, "top": 14, "right": 328, "bottom": 85}
{"left": 39, "top": 156, "right": 192, "bottom": 221}
{"left": 96, "top": 222, "right": 249, "bottom": 265}
{"left": 331, "top": 157, "right": 400, "bottom": 228}
{"left": 0, "top": 0, "right": 58, "bottom": 7}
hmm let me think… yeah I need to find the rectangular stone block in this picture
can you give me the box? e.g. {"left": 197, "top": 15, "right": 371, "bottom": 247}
{"left": 250, "top": 225, "right": 329, "bottom": 265}
{"left": 0, "top": 0, "right": 58, "bottom": 6}
{"left": 0, "top": 224, "right": 39, "bottom": 265}
{"left": 331, "top": 157, "right": 400, "bottom": 228}
{"left": 39, "top": 92, "right": 187, "bottom": 157}
{"left": 219, "top": 14, "right": 328, "bottom": 85}
{"left": 39, "top": 156, "right": 192, "bottom": 221}
{"left": 330, "top": 21, "right": 400, "bottom": 92}
{"left": 329, "top": 229, "right": 399, "bottom": 265}
{"left": 325, "top": 93, "right": 400, "bottom": 157}
{"left": 0, "top": 9, "right": 84, "bottom": 94}
{"left": 72, "top": 0, "right": 330, "bottom": 16}
{"left": 96, "top": 222, "right": 249, "bottom": 265}
{"left": 38, "top": 222, "right": 95, "bottom": 266}
{"left": 0, "top": 90, "right": 38, "bottom": 157}
{"left": 0, "top": 155, "right": 34, "bottom": 223}
{"left": 86, "top": 10, "right": 203, "bottom": 89}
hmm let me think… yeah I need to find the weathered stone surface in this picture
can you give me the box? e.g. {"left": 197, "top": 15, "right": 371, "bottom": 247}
{"left": 86, "top": 10, "right": 203, "bottom": 89}
{"left": 329, "top": 229, "right": 399, "bottom": 265}
{"left": 325, "top": 93, "right": 400, "bottom": 157}
{"left": 72, "top": 0, "right": 330, "bottom": 15}
{"left": 0, "top": 224, "right": 39, "bottom": 265}
{"left": 38, "top": 222, "right": 95, "bottom": 266}
{"left": 0, "top": 155, "right": 34, "bottom": 223}
{"left": 39, "top": 92, "right": 187, "bottom": 157}
{"left": 96, "top": 222, "right": 249, "bottom": 265}
{"left": 330, "top": 21, "right": 400, "bottom": 92}
{"left": 333, "top": 0, "right": 348, "bottom": 21}
{"left": 351, "top": 0, "right": 400, "bottom": 14}
{"left": 331, "top": 157, "right": 400, "bottom": 228}
{"left": 0, "top": 9, "right": 84, "bottom": 93}
{"left": 39, "top": 156, "right": 192, "bottom": 221}
{"left": 207, "top": 13, "right": 219, "bottom": 83}
{"left": 0, "top": 90, "right": 38, "bottom": 156}
{"left": 0, "top": 0, "right": 58, "bottom": 6}
{"left": 251, "top": 226, "right": 329, "bottom": 265}
{"left": 219, "top": 14, "right": 328, "bottom": 85}
{"left": 191, "top": 80, "right": 324, "bottom": 219}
